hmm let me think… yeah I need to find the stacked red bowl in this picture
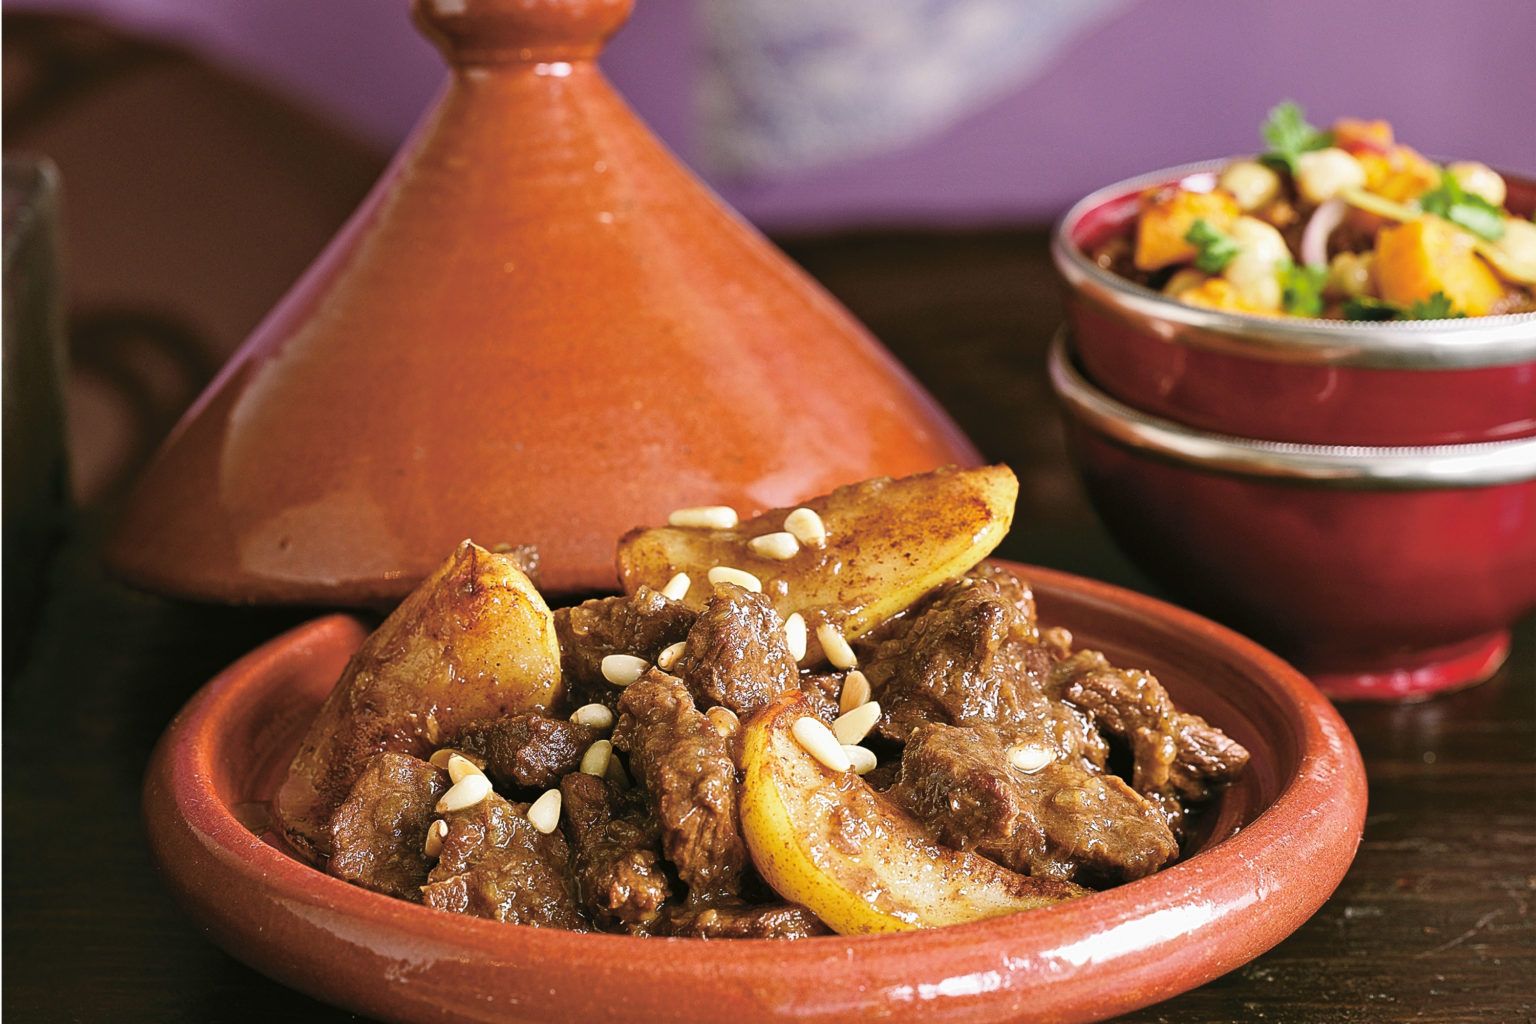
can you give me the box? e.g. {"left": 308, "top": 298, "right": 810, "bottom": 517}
{"left": 1049, "top": 162, "right": 1536, "bottom": 701}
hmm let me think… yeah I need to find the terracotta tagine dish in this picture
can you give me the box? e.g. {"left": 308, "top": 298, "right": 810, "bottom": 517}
{"left": 105, "top": 0, "right": 978, "bottom": 606}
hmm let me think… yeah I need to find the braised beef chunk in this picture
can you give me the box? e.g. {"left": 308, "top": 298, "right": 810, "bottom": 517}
{"left": 674, "top": 583, "right": 799, "bottom": 718}
{"left": 454, "top": 715, "right": 596, "bottom": 790}
{"left": 554, "top": 587, "right": 697, "bottom": 712}
{"left": 329, "top": 752, "right": 449, "bottom": 900}
{"left": 863, "top": 576, "right": 1035, "bottom": 738}
{"left": 964, "top": 561, "right": 1038, "bottom": 624}
{"left": 1051, "top": 650, "right": 1250, "bottom": 831}
{"left": 560, "top": 771, "right": 672, "bottom": 929}
{"left": 612, "top": 670, "right": 746, "bottom": 895}
{"left": 1170, "top": 714, "right": 1251, "bottom": 803}
{"left": 796, "top": 672, "right": 843, "bottom": 726}
{"left": 863, "top": 577, "right": 1109, "bottom": 770}
{"left": 891, "top": 723, "right": 1178, "bottom": 887}
{"left": 422, "top": 791, "right": 586, "bottom": 929}
{"left": 658, "top": 897, "right": 831, "bottom": 939}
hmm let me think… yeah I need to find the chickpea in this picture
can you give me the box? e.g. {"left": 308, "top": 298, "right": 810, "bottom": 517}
{"left": 1486, "top": 217, "right": 1536, "bottom": 284}
{"left": 1224, "top": 255, "right": 1283, "bottom": 311}
{"left": 1294, "top": 147, "right": 1368, "bottom": 204}
{"left": 1447, "top": 161, "right": 1508, "bottom": 208}
{"left": 1221, "top": 216, "right": 1289, "bottom": 311}
{"left": 1326, "top": 251, "right": 1375, "bottom": 299}
{"left": 1218, "top": 159, "right": 1282, "bottom": 212}
{"left": 1227, "top": 216, "right": 1290, "bottom": 267}
{"left": 1162, "top": 267, "right": 1208, "bottom": 298}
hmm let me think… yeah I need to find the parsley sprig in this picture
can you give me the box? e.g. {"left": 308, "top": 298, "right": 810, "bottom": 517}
{"left": 1259, "top": 101, "right": 1332, "bottom": 175}
{"left": 1184, "top": 219, "right": 1240, "bottom": 273}
{"left": 1418, "top": 171, "right": 1507, "bottom": 241}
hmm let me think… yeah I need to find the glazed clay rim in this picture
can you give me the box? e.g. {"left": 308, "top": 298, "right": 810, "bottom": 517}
{"left": 145, "top": 565, "right": 1365, "bottom": 1023}
{"left": 1051, "top": 158, "right": 1536, "bottom": 369}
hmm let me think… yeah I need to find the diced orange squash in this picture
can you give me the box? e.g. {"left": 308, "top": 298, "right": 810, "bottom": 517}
{"left": 1174, "top": 277, "right": 1276, "bottom": 315}
{"left": 1357, "top": 145, "right": 1440, "bottom": 205}
{"left": 1374, "top": 217, "right": 1506, "bottom": 316}
{"left": 1134, "top": 187, "right": 1240, "bottom": 271}
{"left": 1331, "top": 118, "right": 1394, "bottom": 155}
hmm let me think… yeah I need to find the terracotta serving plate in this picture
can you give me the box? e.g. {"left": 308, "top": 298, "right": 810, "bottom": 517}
{"left": 143, "top": 562, "right": 1366, "bottom": 1024}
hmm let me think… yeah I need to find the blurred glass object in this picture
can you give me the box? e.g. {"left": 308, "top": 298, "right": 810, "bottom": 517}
{"left": 696, "top": 0, "right": 1130, "bottom": 178}
{"left": 4, "top": 155, "right": 71, "bottom": 675}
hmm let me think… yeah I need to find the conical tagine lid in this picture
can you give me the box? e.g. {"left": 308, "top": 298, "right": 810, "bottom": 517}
{"left": 105, "top": 0, "right": 980, "bottom": 606}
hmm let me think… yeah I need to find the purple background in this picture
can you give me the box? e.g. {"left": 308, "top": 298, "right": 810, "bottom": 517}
{"left": 10, "top": 0, "right": 1536, "bottom": 229}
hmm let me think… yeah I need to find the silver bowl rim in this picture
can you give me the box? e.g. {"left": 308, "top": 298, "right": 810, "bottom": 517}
{"left": 1051, "top": 159, "right": 1536, "bottom": 370}
{"left": 1048, "top": 327, "right": 1536, "bottom": 488}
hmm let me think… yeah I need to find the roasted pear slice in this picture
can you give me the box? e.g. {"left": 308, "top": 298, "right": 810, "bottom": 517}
{"left": 617, "top": 464, "right": 1017, "bottom": 648}
{"left": 276, "top": 540, "right": 562, "bottom": 860}
{"left": 738, "top": 692, "right": 1086, "bottom": 934}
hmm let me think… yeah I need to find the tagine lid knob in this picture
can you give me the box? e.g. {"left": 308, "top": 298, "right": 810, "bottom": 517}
{"left": 412, "top": 0, "right": 632, "bottom": 65}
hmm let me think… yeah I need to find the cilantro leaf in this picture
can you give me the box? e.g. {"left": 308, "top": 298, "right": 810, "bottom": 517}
{"left": 1259, "top": 101, "right": 1332, "bottom": 175}
{"left": 1418, "top": 171, "right": 1507, "bottom": 241}
{"left": 1184, "top": 219, "right": 1240, "bottom": 273}
{"left": 1341, "top": 297, "right": 1401, "bottom": 321}
{"left": 1341, "top": 291, "right": 1466, "bottom": 321}
{"left": 1403, "top": 292, "right": 1466, "bottom": 320}
{"left": 1279, "top": 262, "right": 1329, "bottom": 317}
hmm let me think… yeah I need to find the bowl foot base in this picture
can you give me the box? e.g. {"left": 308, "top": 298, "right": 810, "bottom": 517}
{"left": 1309, "top": 631, "right": 1511, "bottom": 702}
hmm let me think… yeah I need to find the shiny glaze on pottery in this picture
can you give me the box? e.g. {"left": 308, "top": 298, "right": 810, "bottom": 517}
{"left": 142, "top": 564, "right": 1366, "bottom": 1024}
{"left": 105, "top": 0, "right": 978, "bottom": 606}
{"left": 1052, "top": 162, "right": 1536, "bottom": 447}
{"left": 1050, "top": 334, "right": 1536, "bottom": 701}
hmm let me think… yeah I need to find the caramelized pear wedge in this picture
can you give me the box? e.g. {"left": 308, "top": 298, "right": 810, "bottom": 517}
{"left": 276, "top": 541, "right": 563, "bottom": 860}
{"left": 617, "top": 465, "right": 1017, "bottom": 648}
{"left": 739, "top": 692, "right": 1087, "bottom": 935}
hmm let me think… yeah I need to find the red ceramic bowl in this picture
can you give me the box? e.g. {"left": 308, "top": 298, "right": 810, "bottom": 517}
{"left": 143, "top": 567, "right": 1365, "bottom": 1024}
{"left": 1050, "top": 329, "right": 1536, "bottom": 701}
{"left": 1051, "top": 160, "right": 1536, "bottom": 447}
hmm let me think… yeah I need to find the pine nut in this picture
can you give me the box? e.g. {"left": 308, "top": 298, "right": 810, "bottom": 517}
{"left": 601, "top": 653, "right": 649, "bottom": 686}
{"left": 707, "top": 566, "right": 762, "bottom": 592}
{"left": 604, "top": 754, "right": 631, "bottom": 792}
{"left": 527, "top": 788, "right": 562, "bottom": 834}
{"left": 423, "top": 819, "right": 448, "bottom": 858}
{"left": 784, "top": 507, "right": 826, "bottom": 547}
{"left": 668, "top": 505, "right": 738, "bottom": 529}
{"left": 839, "top": 669, "right": 871, "bottom": 715}
{"left": 446, "top": 752, "right": 484, "bottom": 784}
{"left": 661, "top": 572, "right": 691, "bottom": 601}
{"left": 832, "top": 700, "right": 881, "bottom": 746}
{"left": 843, "top": 745, "right": 878, "bottom": 775}
{"left": 656, "top": 641, "right": 686, "bottom": 671}
{"left": 1007, "top": 743, "right": 1054, "bottom": 774}
{"left": 580, "top": 739, "right": 613, "bottom": 777}
{"left": 570, "top": 703, "right": 615, "bottom": 730}
{"left": 816, "top": 622, "right": 857, "bottom": 670}
{"left": 436, "top": 772, "right": 492, "bottom": 813}
{"left": 748, "top": 532, "right": 799, "bottom": 560}
{"left": 706, "top": 705, "right": 740, "bottom": 739}
{"left": 791, "top": 716, "right": 853, "bottom": 773}
{"left": 784, "top": 612, "right": 807, "bottom": 662}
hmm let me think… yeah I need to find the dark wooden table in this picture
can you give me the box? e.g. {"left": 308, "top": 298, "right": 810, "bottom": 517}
{"left": 4, "top": 229, "right": 1533, "bottom": 1023}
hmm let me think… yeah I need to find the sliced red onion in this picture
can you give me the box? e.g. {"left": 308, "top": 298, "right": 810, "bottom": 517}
{"left": 1299, "top": 197, "right": 1347, "bottom": 268}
